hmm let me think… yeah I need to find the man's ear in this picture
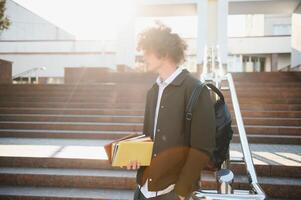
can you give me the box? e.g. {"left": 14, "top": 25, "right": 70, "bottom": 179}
{"left": 159, "top": 54, "right": 172, "bottom": 64}
{"left": 154, "top": 52, "right": 163, "bottom": 60}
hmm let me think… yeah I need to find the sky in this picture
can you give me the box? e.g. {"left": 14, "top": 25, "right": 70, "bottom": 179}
{"left": 12, "top": 0, "right": 251, "bottom": 40}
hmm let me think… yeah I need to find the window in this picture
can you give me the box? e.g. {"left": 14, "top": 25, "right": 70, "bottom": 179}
{"left": 272, "top": 24, "right": 291, "bottom": 35}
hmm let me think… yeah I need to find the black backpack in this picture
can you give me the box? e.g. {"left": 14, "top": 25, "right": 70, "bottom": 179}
{"left": 185, "top": 81, "right": 233, "bottom": 170}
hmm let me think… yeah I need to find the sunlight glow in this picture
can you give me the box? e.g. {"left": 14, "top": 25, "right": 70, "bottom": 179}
{"left": 13, "top": 0, "right": 137, "bottom": 40}
{"left": 0, "top": 145, "right": 108, "bottom": 159}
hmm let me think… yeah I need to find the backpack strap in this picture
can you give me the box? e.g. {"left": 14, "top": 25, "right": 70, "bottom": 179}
{"left": 205, "top": 83, "right": 225, "bottom": 102}
{"left": 184, "top": 82, "right": 205, "bottom": 140}
{"left": 184, "top": 82, "right": 224, "bottom": 141}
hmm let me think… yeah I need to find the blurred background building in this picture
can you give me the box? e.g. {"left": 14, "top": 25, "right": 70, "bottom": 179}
{"left": 0, "top": 0, "right": 300, "bottom": 82}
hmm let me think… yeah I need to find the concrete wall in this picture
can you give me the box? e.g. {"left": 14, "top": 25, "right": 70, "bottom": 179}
{"left": 0, "top": 53, "right": 116, "bottom": 77}
{"left": 228, "top": 36, "right": 291, "bottom": 54}
{"left": 0, "top": 40, "right": 116, "bottom": 77}
{"left": 0, "top": 0, "right": 74, "bottom": 40}
{"left": 291, "top": 3, "right": 301, "bottom": 69}
{"left": 278, "top": 53, "right": 291, "bottom": 69}
{"left": 0, "top": 59, "right": 12, "bottom": 83}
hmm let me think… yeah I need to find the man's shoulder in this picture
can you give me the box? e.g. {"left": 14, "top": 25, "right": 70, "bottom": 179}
{"left": 182, "top": 71, "right": 201, "bottom": 89}
{"left": 182, "top": 72, "right": 210, "bottom": 100}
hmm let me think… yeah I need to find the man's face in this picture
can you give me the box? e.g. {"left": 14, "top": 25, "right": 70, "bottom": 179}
{"left": 143, "top": 51, "right": 162, "bottom": 72}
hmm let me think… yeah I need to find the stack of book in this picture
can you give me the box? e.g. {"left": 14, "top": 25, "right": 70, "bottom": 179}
{"left": 104, "top": 134, "right": 154, "bottom": 167}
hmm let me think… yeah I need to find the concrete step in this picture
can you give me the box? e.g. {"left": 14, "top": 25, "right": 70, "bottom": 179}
{"left": 0, "top": 129, "right": 137, "bottom": 140}
{"left": 0, "top": 102, "right": 146, "bottom": 109}
{"left": 0, "top": 89, "right": 148, "bottom": 96}
{"left": 3, "top": 79, "right": 301, "bottom": 85}
{"left": 1, "top": 96, "right": 301, "bottom": 105}
{"left": 0, "top": 114, "right": 144, "bottom": 123}
{"left": 232, "top": 125, "right": 301, "bottom": 135}
{"left": 231, "top": 78, "right": 301, "bottom": 83}
{"left": 228, "top": 103, "right": 301, "bottom": 111}
{"left": 233, "top": 98, "right": 301, "bottom": 104}
{"left": 0, "top": 83, "right": 149, "bottom": 91}
{"left": 0, "top": 91, "right": 148, "bottom": 99}
{"left": 1, "top": 82, "right": 301, "bottom": 92}
{"left": 240, "top": 110, "right": 301, "bottom": 118}
{"left": 0, "top": 128, "right": 300, "bottom": 144}
{"left": 230, "top": 162, "right": 301, "bottom": 179}
{"left": 0, "top": 107, "right": 145, "bottom": 115}
{"left": 0, "top": 121, "right": 142, "bottom": 132}
{"left": 1, "top": 89, "right": 301, "bottom": 98}
{"left": 1, "top": 108, "right": 300, "bottom": 118}
{"left": 0, "top": 121, "right": 300, "bottom": 135}
{"left": 231, "top": 72, "right": 300, "bottom": 77}
{"left": 232, "top": 117, "right": 301, "bottom": 126}
{"left": 232, "top": 115, "right": 301, "bottom": 126}
{"left": 233, "top": 83, "right": 301, "bottom": 87}
{"left": 0, "top": 83, "right": 300, "bottom": 91}
{"left": 1, "top": 102, "right": 301, "bottom": 111}
{"left": 0, "top": 152, "right": 300, "bottom": 179}
{"left": 0, "top": 186, "right": 134, "bottom": 200}
{"left": 0, "top": 167, "right": 136, "bottom": 190}
{"left": 0, "top": 96, "right": 146, "bottom": 103}
{"left": 0, "top": 138, "right": 299, "bottom": 176}
{"left": 1, "top": 114, "right": 300, "bottom": 126}
{"left": 232, "top": 134, "right": 301, "bottom": 144}
{"left": 232, "top": 93, "right": 301, "bottom": 99}
{"left": 231, "top": 71, "right": 300, "bottom": 76}
{"left": 0, "top": 167, "right": 300, "bottom": 199}
{"left": 0, "top": 138, "right": 299, "bottom": 198}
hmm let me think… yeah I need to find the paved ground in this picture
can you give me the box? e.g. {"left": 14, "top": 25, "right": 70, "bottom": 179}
{"left": 0, "top": 137, "right": 300, "bottom": 166}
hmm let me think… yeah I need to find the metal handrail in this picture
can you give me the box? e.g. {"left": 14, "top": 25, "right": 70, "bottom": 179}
{"left": 12, "top": 67, "right": 46, "bottom": 84}
{"left": 226, "top": 73, "right": 258, "bottom": 183}
{"left": 228, "top": 72, "right": 265, "bottom": 197}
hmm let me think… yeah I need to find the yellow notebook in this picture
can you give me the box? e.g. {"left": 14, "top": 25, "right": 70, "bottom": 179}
{"left": 104, "top": 134, "right": 154, "bottom": 167}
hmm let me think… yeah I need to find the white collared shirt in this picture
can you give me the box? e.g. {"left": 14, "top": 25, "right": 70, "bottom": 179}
{"left": 153, "top": 66, "right": 183, "bottom": 139}
{"left": 139, "top": 66, "right": 183, "bottom": 198}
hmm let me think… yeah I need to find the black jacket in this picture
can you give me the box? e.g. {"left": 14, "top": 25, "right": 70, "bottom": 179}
{"left": 136, "top": 69, "right": 216, "bottom": 197}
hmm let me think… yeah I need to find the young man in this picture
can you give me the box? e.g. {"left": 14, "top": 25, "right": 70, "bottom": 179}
{"left": 127, "top": 23, "right": 216, "bottom": 200}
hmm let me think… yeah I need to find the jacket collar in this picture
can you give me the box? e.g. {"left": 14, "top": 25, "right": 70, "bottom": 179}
{"left": 170, "top": 68, "right": 189, "bottom": 86}
{"left": 152, "top": 68, "right": 189, "bottom": 88}
{"left": 155, "top": 66, "right": 183, "bottom": 86}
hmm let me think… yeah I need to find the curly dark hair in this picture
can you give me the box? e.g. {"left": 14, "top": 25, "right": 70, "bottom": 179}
{"left": 137, "top": 22, "right": 187, "bottom": 65}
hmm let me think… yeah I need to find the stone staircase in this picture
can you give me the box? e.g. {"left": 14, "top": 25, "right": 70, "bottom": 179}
{"left": 0, "top": 72, "right": 300, "bottom": 199}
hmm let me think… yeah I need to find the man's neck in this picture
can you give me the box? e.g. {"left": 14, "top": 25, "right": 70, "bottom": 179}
{"left": 158, "top": 64, "right": 178, "bottom": 81}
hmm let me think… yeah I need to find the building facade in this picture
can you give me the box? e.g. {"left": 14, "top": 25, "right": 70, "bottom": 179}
{"left": 0, "top": 0, "right": 300, "bottom": 81}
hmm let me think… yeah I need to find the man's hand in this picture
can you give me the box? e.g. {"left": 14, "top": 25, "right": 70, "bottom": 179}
{"left": 123, "top": 160, "right": 140, "bottom": 170}
{"left": 177, "top": 195, "right": 185, "bottom": 200}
